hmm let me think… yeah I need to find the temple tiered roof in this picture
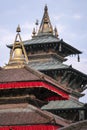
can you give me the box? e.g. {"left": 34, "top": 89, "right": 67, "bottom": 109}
{"left": 7, "top": 5, "right": 87, "bottom": 96}
{"left": 1, "top": 5, "right": 87, "bottom": 129}
{"left": 42, "top": 99, "right": 84, "bottom": 110}
{"left": 7, "top": 6, "right": 81, "bottom": 57}
{"left": 0, "top": 103, "right": 69, "bottom": 128}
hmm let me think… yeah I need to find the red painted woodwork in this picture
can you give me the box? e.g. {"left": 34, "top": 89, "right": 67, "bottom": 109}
{"left": 0, "top": 125, "right": 60, "bottom": 130}
{"left": 0, "top": 81, "right": 69, "bottom": 99}
{"left": 45, "top": 96, "right": 67, "bottom": 101}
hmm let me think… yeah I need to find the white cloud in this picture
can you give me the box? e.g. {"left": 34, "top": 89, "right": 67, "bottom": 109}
{"left": 22, "top": 22, "right": 34, "bottom": 30}
{"left": 0, "top": 27, "right": 15, "bottom": 45}
{"left": 82, "top": 49, "right": 87, "bottom": 55}
{"left": 53, "top": 14, "right": 65, "bottom": 21}
{"left": 0, "top": 22, "right": 34, "bottom": 45}
{"left": 21, "top": 22, "right": 36, "bottom": 40}
{"left": 73, "top": 14, "right": 82, "bottom": 20}
{"left": 56, "top": 24, "right": 66, "bottom": 34}
{"left": 0, "top": 27, "right": 15, "bottom": 66}
{"left": 53, "top": 13, "right": 82, "bottom": 21}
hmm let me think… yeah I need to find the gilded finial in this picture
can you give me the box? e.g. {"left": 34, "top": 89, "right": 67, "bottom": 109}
{"left": 44, "top": 4, "right": 48, "bottom": 12}
{"left": 35, "top": 19, "right": 39, "bottom": 26}
{"left": 32, "top": 28, "right": 36, "bottom": 37}
{"left": 35, "top": 19, "right": 39, "bottom": 34}
{"left": 5, "top": 25, "right": 29, "bottom": 69}
{"left": 54, "top": 27, "right": 58, "bottom": 38}
{"left": 16, "top": 25, "right": 21, "bottom": 33}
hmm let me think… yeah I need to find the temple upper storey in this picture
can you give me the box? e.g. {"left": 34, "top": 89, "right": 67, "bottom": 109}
{"left": 7, "top": 5, "right": 82, "bottom": 58}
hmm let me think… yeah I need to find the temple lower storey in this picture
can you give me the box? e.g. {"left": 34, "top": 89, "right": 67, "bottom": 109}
{"left": 0, "top": 5, "right": 87, "bottom": 130}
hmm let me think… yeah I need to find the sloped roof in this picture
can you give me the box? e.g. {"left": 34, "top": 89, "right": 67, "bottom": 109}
{"left": 41, "top": 99, "right": 84, "bottom": 110}
{"left": 68, "top": 67, "right": 87, "bottom": 79}
{"left": 24, "top": 35, "right": 59, "bottom": 45}
{"left": 0, "top": 65, "right": 70, "bottom": 99}
{"left": 29, "top": 60, "right": 87, "bottom": 89}
{"left": 28, "top": 53, "right": 67, "bottom": 70}
{"left": 29, "top": 59, "right": 68, "bottom": 71}
{"left": 0, "top": 67, "right": 40, "bottom": 83}
{"left": 0, "top": 103, "right": 69, "bottom": 127}
{"left": 7, "top": 35, "right": 81, "bottom": 56}
{"left": 22, "top": 36, "right": 81, "bottom": 55}
{"left": 7, "top": 35, "right": 59, "bottom": 48}
{"left": 60, "top": 120, "right": 87, "bottom": 130}
{"left": 28, "top": 53, "right": 66, "bottom": 62}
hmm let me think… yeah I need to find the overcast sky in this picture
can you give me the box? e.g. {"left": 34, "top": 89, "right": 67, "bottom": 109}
{"left": 0, "top": 0, "right": 87, "bottom": 102}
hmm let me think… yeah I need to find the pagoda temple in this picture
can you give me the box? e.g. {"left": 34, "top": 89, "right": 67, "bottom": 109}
{"left": 0, "top": 5, "right": 87, "bottom": 130}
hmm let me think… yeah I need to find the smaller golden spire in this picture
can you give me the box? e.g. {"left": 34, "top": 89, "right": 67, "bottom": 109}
{"left": 4, "top": 25, "right": 29, "bottom": 69}
{"left": 54, "top": 27, "right": 58, "bottom": 38}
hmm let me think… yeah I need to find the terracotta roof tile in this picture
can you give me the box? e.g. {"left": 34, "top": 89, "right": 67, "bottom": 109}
{"left": 0, "top": 103, "right": 69, "bottom": 127}
{"left": 0, "top": 67, "right": 40, "bottom": 83}
{"left": 0, "top": 65, "right": 71, "bottom": 94}
{"left": 0, "top": 103, "right": 51, "bottom": 126}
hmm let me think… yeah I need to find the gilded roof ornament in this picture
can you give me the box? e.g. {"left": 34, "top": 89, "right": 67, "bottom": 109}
{"left": 16, "top": 25, "right": 21, "bottom": 32}
{"left": 44, "top": 4, "right": 48, "bottom": 11}
{"left": 32, "top": 28, "right": 36, "bottom": 37}
{"left": 38, "top": 5, "right": 53, "bottom": 35}
{"left": 4, "top": 25, "right": 29, "bottom": 69}
{"left": 54, "top": 27, "right": 59, "bottom": 38}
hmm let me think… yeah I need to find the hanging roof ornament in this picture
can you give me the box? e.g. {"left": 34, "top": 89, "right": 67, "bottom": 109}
{"left": 59, "top": 43, "right": 62, "bottom": 52}
{"left": 38, "top": 5, "right": 53, "bottom": 35}
{"left": 78, "top": 54, "right": 80, "bottom": 62}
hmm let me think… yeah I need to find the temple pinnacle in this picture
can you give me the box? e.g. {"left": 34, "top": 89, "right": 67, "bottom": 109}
{"left": 16, "top": 25, "right": 21, "bottom": 33}
{"left": 44, "top": 4, "right": 48, "bottom": 12}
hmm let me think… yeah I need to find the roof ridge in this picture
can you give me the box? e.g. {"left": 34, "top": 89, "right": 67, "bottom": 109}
{"left": 24, "top": 65, "right": 71, "bottom": 94}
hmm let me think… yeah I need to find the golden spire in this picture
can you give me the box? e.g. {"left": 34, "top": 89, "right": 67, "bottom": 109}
{"left": 38, "top": 5, "right": 53, "bottom": 35}
{"left": 4, "top": 25, "right": 29, "bottom": 69}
